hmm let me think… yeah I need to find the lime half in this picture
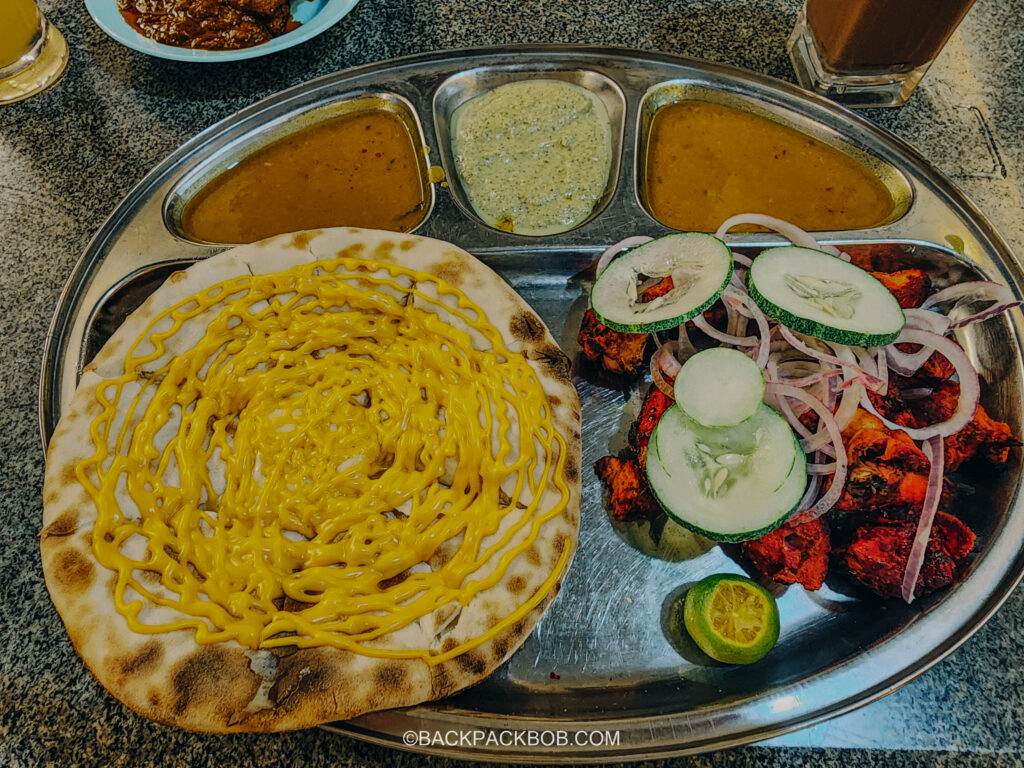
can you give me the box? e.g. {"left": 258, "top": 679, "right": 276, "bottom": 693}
{"left": 683, "top": 574, "right": 780, "bottom": 664}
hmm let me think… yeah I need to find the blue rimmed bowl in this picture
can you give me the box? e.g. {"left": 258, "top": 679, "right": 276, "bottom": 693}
{"left": 84, "top": 0, "right": 360, "bottom": 62}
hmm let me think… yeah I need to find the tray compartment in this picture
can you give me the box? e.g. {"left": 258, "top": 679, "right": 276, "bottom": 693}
{"left": 433, "top": 65, "right": 626, "bottom": 237}
{"left": 163, "top": 92, "right": 435, "bottom": 245}
{"left": 635, "top": 81, "right": 914, "bottom": 232}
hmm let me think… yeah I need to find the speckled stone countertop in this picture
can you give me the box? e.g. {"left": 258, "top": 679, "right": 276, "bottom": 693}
{"left": 4, "top": 1, "right": 1024, "bottom": 766}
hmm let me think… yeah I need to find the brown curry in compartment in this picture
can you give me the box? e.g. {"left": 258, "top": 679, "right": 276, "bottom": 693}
{"left": 643, "top": 100, "right": 897, "bottom": 232}
{"left": 180, "top": 108, "right": 430, "bottom": 244}
{"left": 119, "top": 0, "right": 298, "bottom": 50}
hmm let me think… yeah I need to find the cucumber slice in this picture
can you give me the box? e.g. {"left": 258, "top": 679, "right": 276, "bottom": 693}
{"left": 747, "top": 246, "right": 905, "bottom": 346}
{"left": 591, "top": 233, "right": 732, "bottom": 333}
{"left": 675, "top": 347, "right": 765, "bottom": 428}
{"left": 646, "top": 404, "right": 806, "bottom": 542}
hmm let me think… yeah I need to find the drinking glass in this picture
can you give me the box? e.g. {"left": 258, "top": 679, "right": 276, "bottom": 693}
{"left": 788, "top": 0, "right": 977, "bottom": 108}
{"left": 0, "top": 0, "right": 69, "bottom": 105}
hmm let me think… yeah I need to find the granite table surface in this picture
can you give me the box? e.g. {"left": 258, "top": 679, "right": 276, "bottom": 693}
{"left": 3, "top": 0, "right": 1024, "bottom": 766}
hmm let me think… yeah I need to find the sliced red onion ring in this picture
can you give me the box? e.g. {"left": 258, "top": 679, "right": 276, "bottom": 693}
{"left": 594, "top": 235, "right": 652, "bottom": 277}
{"left": 650, "top": 338, "right": 686, "bottom": 398}
{"left": 675, "top": 324, "right": 700, "bottom": 360}
{"left": 714, "top": 213, "right": 822, "bottom": 251}
{"left": 885, "top": 342, "right": 935, "bottom": 378}
{"left": 693, "top": 313, "right": 758, "bottom": 346}
{"left": 853, "top": 347, "right": 878, "bottom": 377}
{"left": 774, "top": 385, "right": 811, "bottom": 440}
{"left": 832, "top": 347, "right": 866, "bottom": 432}
{"left": 920, "top": 280, "right": 1022, "bottom": 330}
{"left": 823, "top": 365, "right": 839, "bottom": 411}
{"left": 863, "top": 328, "right": 980, "bottom": 439}
{"left": 769, "top": 383, "right": 848, "bottom": 519}
{"left": 921, "top": 280, "right": 1017, "bottom": 311}
{"left": 774, "top": 368, "right": 843, "bottom": 389}
{"left": 949, "top": 301, "right": 1023, "bottom": 329}
{"left": 724, "top": 296, "right": 739, "bottom": 335}
{"left": 793, "top": 474, "right": 824, "bottom": 519}
{"left": 853, "top": 347, "right": 888, "bottom": 394}
{"left": 780, "top": 327, "right": 886, "bottom": 392}
{"left": 875, "top": 347, "right": 888, "bottom": 394}
{"left": 901, "top": 436, "right": 944, "bottom": 603}
{"left": 806, "top": 462, "right": 837, "bottom": 475}
{"left": 724, "top": 287, "right": 771, "bottom": 367}
{"left": 904, "top": 308, "right": 951, "bottom": 335}
{"left": 765, "top": 376, "right": 836, "bottom": 459}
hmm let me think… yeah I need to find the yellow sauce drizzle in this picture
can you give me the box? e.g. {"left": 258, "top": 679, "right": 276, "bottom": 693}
{"left": 76, "top": 255, "right": 573, "bottom": 664}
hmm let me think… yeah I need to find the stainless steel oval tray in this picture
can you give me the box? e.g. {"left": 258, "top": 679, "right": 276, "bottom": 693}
{"left": 38, "top": 46, "right": 1024, "bottom": 762}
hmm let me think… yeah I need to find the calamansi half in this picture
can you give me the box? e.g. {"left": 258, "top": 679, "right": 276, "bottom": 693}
{"left": 683, "top": 574, "right": 780, "bottom": 664}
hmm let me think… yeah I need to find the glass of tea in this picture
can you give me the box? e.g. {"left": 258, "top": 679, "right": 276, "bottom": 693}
{"left": 787, "top": 0, "right": 977, "bottom": 108}
{"left": 0, "top": 0, "right": 69, "bottom": 105}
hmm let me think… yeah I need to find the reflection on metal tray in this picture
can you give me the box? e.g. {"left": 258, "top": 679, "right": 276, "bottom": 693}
{"left": 38, "top": 46, "right": 1024, "bottom": 762}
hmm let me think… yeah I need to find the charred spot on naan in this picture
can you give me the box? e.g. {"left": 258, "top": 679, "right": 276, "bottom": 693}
{"left": 376, "top": 569, "right": 412, "bottom": 591}
{"left": 528, "top": 343, "right": 572, "bottom": 384}
{"left": 53, "top": 548, "right": 94, "bottom": 592}
{"left": 490, "top": 616, "right": 532, "bottom": 663}
{"left": 454, "top": 649, "right": 488, "bottom": 676}
{"left": 268, "top": 647, "right": 339, "bottom": 709}
{"left": 374, "top": 662, "right": 413, "bottom": 701}
{"left": 434, "top": 260, "right": 467, "bottom": 287}
{"left": 334, "top": 243, "right": 367, "bottom": 260}
{"left": 550, "top": 534, "right": 570, "bottom": 569}
{"left": 171, "top": 646, "right": 260, "bottom": 720}
{"left": 108, "top": 640, "right": 163, "bottom": 683}
{"left": 505, "top": 575, "right": 527, "bottom": 596}
{"left": 41, "top": 510, "right": 79, "bottom": 540}
{"left": 289, "top": 231, "right": 320, "bottom": 250}
{"left": 136, "top": 569, "right": 163, "bottom": 589}
{"left": 373, "top": 240, "right": 396, "bottom": 259}
{"left": 564, "top": 453, "right": 581, "bottom": 486}
{"left": 510, "top": 310, "right": 546, "bottom": 343}
{"left": 430, "top": 664, "right": 457, "bottom": 698}
{"left": 525, "top": 545, "right": 542, "bottom": 567}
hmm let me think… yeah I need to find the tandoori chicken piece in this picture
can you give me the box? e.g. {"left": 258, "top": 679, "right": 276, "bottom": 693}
{"left": 869, "top": 377, "right": 1018, "bottom": 471}
{"left": 577, "top": 308, "right": 650, "bottom": 374}
{"left": 844, "top": 243, "right": 913, "bottom": 273}
{"left": 870, "top": 269, "right": 931, "bottom": 309}
{"left": 945, "top": 398, "right": 1019, "bottom": 470}
{"left": 843, "top": 408, "right": 929, "bottom": 470}
{"left": 595, "top": 386, "right": 673, "bottom": 520}
{"left": 577, "top": 273, "right": 679, "bottom": 376}
{"left": 899, "top": 347, "right": 955, "bottom": 382}
{"left": 834, "top": 409, "right": 932, "bottom": 514}
{"left": 742, "top": 517, "right": 830, "bottom": 591}
{"left": 836, "top": 511, "right": 975, "bottom": 599}
{"left": 594, "top": 456, "right": 659, "bottom": 521}
{"left": 640, "top": 275, "right": 675, "bottom": 302}
{"left": 629, "top": 385, "right": 674, "bottom": 467}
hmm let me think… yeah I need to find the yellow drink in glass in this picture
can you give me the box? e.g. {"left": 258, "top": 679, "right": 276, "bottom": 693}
{"left": 0, "top": 0, "right": 40, "bottom": 70}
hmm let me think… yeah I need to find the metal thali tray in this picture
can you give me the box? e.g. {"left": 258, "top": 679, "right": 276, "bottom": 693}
{"left": 39, "top": 46, "right": 1024, "bottom": 761}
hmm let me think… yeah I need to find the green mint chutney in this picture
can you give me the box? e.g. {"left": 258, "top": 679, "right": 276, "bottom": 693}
{"left": 450, "top": 79, "right": 613, "bottom": 236}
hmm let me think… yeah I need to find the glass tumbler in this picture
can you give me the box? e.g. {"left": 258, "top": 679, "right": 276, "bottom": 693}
{"left": 788, "top": 0, "right": 977, "bottom": 108}
{"left": 0, "top": 0, "right": 69, "bottom": 105}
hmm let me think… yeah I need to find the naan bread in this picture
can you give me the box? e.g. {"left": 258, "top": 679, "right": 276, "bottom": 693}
{"left": 40, "top": 228, "right": 580, "bottom": 732}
